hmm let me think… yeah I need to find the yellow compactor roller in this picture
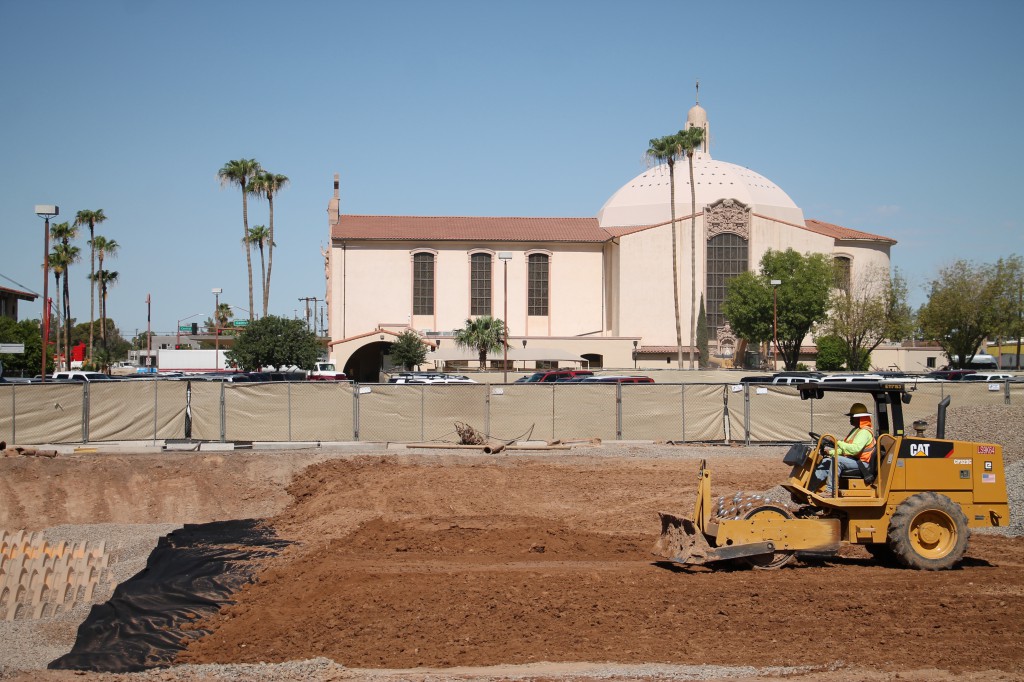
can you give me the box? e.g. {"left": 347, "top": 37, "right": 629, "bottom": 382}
{"left": 653, "top": 381, "right": 1010, "bottom": 570}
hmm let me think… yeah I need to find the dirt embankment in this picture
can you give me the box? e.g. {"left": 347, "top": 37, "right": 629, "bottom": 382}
{"left": 177, "top": 455, "right": 1024, "bottom": 675}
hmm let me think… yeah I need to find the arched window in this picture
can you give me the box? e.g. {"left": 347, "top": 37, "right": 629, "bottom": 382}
{"left": 470, "top": 253, "right": 492, "bottom": 315}
{"left": 706, "top": 233, "right": 748, "bottom": 338}
{"left": 413, "top": 252, "right": 434, "bottom": 315}
{"left": 528, "top": 253, "right": 549, "bottom": 316}
{"left": 833, "top": 256, "right": 852, "bottom": 292}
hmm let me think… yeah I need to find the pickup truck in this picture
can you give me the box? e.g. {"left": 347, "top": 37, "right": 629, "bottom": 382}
{"left": 307, "top": 361, "right": 347, "bottom": 381}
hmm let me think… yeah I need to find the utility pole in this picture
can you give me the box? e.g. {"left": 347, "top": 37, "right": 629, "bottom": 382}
{"left": 298, "top": 297, "right": 320, "bottom": 335}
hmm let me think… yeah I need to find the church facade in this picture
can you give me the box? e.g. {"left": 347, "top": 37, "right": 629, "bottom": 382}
{"left": 324, "top": 104, "right": 896, "bottom": 381}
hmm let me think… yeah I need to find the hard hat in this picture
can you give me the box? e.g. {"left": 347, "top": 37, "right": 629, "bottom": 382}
{"left": 846, "top": 402, "right": 871, "bottom": 418}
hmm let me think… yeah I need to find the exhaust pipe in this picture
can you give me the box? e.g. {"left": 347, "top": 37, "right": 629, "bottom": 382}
{"left": 936, "top": 396, "right": 951, "bottom": 439}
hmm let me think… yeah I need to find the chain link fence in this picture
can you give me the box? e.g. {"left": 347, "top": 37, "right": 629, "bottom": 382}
{"left": 0, "top": 379, "right": 1019, "bottom": 446}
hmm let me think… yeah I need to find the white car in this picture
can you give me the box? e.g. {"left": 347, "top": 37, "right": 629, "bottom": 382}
{"left": 388, "top": 373, "right": 477, "bottom": 384}
{"left": 51, "top": 371, "right": 115, "bottom": 382}
{"left": 961, "top": 373, "right": 1013, "bottom": 382}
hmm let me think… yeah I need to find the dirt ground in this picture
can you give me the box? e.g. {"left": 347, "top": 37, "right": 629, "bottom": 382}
{"left": 2, "top": 446, "right": 1022, "bottom": 681}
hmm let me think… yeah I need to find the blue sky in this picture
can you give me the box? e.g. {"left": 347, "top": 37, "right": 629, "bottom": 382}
{"left": 2, "top": 0, "right": 1022, "bottom": 337}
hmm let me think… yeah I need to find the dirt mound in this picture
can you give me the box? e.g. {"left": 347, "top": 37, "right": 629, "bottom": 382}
{"left": 178, "top": 455, "right": 1024, "bottom": 675}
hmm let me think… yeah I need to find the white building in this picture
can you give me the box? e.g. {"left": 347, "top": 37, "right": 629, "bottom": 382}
{"left": 325, "top": 103, "right": 896, "bottom": 381}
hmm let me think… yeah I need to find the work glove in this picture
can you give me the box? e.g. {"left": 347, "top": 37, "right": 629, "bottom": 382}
{"left": 822, "top": 445, "right": 834, "bottom": 456}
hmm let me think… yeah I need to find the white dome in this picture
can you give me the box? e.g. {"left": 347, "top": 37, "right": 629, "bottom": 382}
{"left": 597, "top": 151, "right": 804, "bottom": 228}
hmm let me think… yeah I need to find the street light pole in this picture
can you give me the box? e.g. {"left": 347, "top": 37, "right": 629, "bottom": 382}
{"left": 35, "top": 205, "right": 59, "bottom": 381}
{"left": 499, "top": 252, "right": 512, "bottom": 383}
{"left": 771, "top": 279, "right": 782, "bottom": 371}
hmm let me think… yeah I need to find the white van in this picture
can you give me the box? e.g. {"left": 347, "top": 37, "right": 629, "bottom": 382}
{"left": 51, "top": 371, "right": 115, "bottom": 382}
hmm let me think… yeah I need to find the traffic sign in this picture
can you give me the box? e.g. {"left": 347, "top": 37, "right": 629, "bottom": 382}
{"left": 233, "top": 319, "right": 249, "bottom": 327}
{"left": 178, "top": 325, "right": 191, "bottom": 332}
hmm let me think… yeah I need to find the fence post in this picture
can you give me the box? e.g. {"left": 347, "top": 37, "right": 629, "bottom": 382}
{"left": 156, "top": 377, "right": 162, "bottom": 445}
{"left": 484, "top": 385, "right": 491, "bottom": 438}
{"left": 743, "top": 383, "right": 751, "bottom": 446}
{"left": 1005, "top": 379, "right": 1011, "bottom": 406}
{"left": 219, "top": 382, "right": 226, "bottom": 443}
{"left": 722, "top": 384, "right": 730, "bottom": 443}
{"left": 287, "top": 382, "right": 293, "bottom": 441}
{"left": 353, "top": 383, "right": 361, "bottom": 441}
{"left": 82, "top": 383, "right": 90, "bottom": 444}
{"left": 10, "top": 384, "right": 16, "bottom": 444}
{"left": 615, "top": 383, "right": 623, "bottom": 440}
{"left": 420, "top": 385, "right": 425, "bottom": 442}
{"left": 680, "top": 384, "right": 686, "bottom": 443}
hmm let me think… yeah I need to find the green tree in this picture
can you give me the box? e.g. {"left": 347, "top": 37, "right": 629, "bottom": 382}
{"left": 678, "top": 125, "right": 706, "bottom": 369}
{"left": 248, "top": 171, "right": 289, "bottom": 317}
{"left": 918, "top": 260, "right": 1003, "bottom": 368}
{"left": 994, "top": 255, "right": 1023, "bottom": 370}
{"left": 722, "top": 249, "right": 833, "bottom": 371}
{"left": 74, "top": 208, "right": 107, "bottom": 361}
{"left": 819, "top": 265, "right": 913, "bottom": 371}
{"left": 813, "top": 334, "right": 846, "bottom": 371}
{"left": 645, "top": 133, "right": 686, "bottom": 368}
{"left": 0, "top": 318, "right": 51, "bottom": 377}
{"left": 91, "top": 236, "right": 119, "bottom": 353}
{"left": 454, "top": 316, "right": 506, "bottom": 369}
{"left": 244, "top": 225, "right": 273, "bottom": 311}
{"left": 390, "top": 330, "right": 429, "bottom": 371}
{"left": 696, "top": 294, "right": 709, "bottom": 368}
{"left": 90, "top": 268, "right": 118, "bottom": 361}
{"left": 218, "top": 159, "right": 263, "bottom": 321}
{"left": 226, "top": 315, "right": 319, "bottom": 372}
{"left": 51, "top": 220, "right": 80, "bottom": 369}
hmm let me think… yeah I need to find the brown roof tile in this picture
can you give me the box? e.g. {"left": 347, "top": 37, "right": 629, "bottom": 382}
{"left": 803, "top": 219, "right": 896, "bottom": 244}
{"left": 333, "top": 215, "right": 611, "bottom": 243}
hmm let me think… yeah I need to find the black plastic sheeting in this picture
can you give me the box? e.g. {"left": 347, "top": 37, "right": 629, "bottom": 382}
{"left": 49, "top": 519, "right": 290, "bottom": 673}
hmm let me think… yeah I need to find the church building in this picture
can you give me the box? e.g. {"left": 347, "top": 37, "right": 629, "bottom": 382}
{"left": 325, "top": 102, "right": 896, "bottom": 381}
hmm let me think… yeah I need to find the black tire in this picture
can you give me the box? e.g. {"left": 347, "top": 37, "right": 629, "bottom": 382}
{"left": 887, "top": 492, "right": 970, "bottom": 570}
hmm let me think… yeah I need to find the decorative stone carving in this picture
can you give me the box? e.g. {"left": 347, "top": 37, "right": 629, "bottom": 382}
{"left": 715, "top": 322, "right": 737, "bottom": 358}
{"left": 705, "top": 198, "right": 750, "bottom": 240}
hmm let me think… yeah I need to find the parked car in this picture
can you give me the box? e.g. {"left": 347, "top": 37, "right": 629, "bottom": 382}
{"left": 739, "top": 375, "right": 773, "bottom": 384}
{"left": 388, "top": 372, "right": 476, "bottom": 384}
{"left": 924, "top": 370, "right": 977, "bottom": 381}
{"left": 514, "top": 370, "right": 595, "bottom": 383}
{"left": 51, "top": 371, "right": 116, "bottom": 382}
{"left": 578, "top": 375, "right": 654, "bottom": 384}
{"left": 961, "top": 373, "right": 1013, "bottom": 382}
{"left": 770, "top": 375, "right": 820, "bottom": 385}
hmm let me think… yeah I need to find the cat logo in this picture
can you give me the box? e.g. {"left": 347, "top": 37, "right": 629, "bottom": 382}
{"left": 909, "top": 443, "right": 931, "bottom": 457}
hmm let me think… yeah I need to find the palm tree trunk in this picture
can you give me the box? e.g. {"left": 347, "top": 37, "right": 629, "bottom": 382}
{"left": 88, "top": 223, "right": 95, "bottom": 363}
{"left": 258, "top": 244, "right": 267, "bottom": 317}
{"left": 63, "top": 274, "right": 72, "bottom": 370}
{"left": 668, "top": 160, "right": 683, "bottom": 369}
{"left": 243, "top": 191, "right": 255, "bottom": 321}
{"left": 688, "top": 153, "right": 698, "bottom": 370}
{"left": 53, "top": 271, "right": 62, "bottom": 371}
{"left": 265, "top": 195, "right": 274, "bottom": 317}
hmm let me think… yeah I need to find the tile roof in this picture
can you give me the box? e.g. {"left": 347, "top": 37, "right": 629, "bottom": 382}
{"left": 333, "top": 215, "right": 612, "bottom": 243}
{"left": 803, "top": 219, "right": 896, "bottom": 244}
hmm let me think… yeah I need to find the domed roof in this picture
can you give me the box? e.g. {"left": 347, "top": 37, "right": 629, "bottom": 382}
{"left": 687, "top": 103, "right": 707, "bottom": 126}
{"left": 596, "top": 151, "right": 804, "bottom": 228}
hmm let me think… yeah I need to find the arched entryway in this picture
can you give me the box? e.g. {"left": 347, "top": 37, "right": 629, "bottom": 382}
{"left": 581, "top": 353, "right": 603, "bottom": 369}
{"left": 343, "top": 340, "right": 391, "bottom": 383}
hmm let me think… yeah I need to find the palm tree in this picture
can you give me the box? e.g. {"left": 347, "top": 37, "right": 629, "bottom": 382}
{"left": 244, "top": 225, "right": 273, "bottom": 312}
{"left": 646, "top": 134, "right": 685, "bottom": 368}
{"left": 678, "top": 126, "right": 706, "bottom": 370}
{"left": 50, "top": 248, "right": 64, "bottom": 369}
{"left": 454, "top": 316, "right": 506, "bottom": 369}
{"left": 206, "top": 303, "right": 234, "bottom": 334}
{"left": 51, "top": 221, "right": 80, "bottom": 369}
{"left": 218, "top": 159, "right": 262, "bottom": 321}
{"left": 90, "top": 268, "right": 118, "bottom": 357}
{"left": 74, "top": 209, "right": 107, "bottom": 362}
{"left": 91, "top": 236, "right": 119, "bottom": 352}
{"left": 248, "top": 171, "right": 289, "bottom": 317}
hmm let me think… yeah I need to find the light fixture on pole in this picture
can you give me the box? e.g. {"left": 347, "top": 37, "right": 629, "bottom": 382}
{"left": 35, "top": 205, "right": 59, "bottom": 382}
{"left": 212, "top": 288, "right": 222, "bottom": 370}
{"left": 146, "top": 294, "right": 152, "bottom": 370}
{"left": 498, "top": 252, "right": 512, "bottom": 383}
{"left": 770, "top": 279, "right": 782, "bottom": 370}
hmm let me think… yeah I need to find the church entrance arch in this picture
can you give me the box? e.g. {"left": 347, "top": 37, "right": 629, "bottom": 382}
{"left": 343, "top": 340, "right": 391, "bottom": 383}
{"left": 581, "top": 353, "right": 603, "bottom": 369}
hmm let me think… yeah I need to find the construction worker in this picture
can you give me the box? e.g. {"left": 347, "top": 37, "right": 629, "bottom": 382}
{"left": 811, "top": 402, "right": 877, "bottom": 496}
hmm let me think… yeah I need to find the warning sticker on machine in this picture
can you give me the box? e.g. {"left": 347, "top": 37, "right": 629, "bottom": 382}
{"left": 978, "top": 445, "right": 996, "bottom": 455}
{"left": 983, "top": 473, "right": 997, "bottom": 484}
{"left": 953, "top": 458, "right": 973, "bottom": 465}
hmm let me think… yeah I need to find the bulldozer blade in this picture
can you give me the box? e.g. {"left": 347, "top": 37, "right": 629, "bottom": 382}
{"left": 653, "top": 512, "right": 713, "bottom": 565}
